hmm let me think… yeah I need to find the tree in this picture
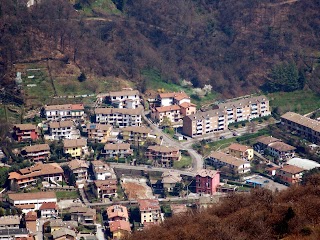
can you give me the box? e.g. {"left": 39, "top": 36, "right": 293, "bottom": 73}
{"left": 62, "top": 165, "right": 76, "bottom": 186}
{"left": 78, "top": 72, "right": 87, "bottom": 82}
{"left": 160, "top": 116, "right": 172, "bottom": 130}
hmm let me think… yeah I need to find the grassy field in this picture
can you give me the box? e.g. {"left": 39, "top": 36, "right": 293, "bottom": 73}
{"left": 174, "top": 153, "right": 192, "bottom": 169}
{"left": 268, "top": 90, "right": 320, "bottom": 115}
{"left": 82, "top": 0, "right": 121, "bottom": 15}
{"left": 56, "top": 191, "right": 80, "bottom": 200}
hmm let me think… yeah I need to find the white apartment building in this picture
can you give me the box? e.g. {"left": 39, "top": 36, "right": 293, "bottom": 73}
{"left": 91, "top": 160, "right": 116, "bottom": 180}
{"left": 49, "top": 121, "right": 79, "bottom": 140}
{"left": 157, "top": 92, "right": 190, "bottom": 106}
{"left": 68, "top": 159, "right": 89, "bottom": 183}
{"left": 44, "top": 104, "right": 85, "bottom": 120}
{"left": 95, "top": 107, "right": 143, "bottom": 128}
{"left": 138, "top": 199, "right": 161, "bottom": 225}
{"left": 101, "top": 143, "right": 133, "bottom": 159}
{"left": 208, "top": 151, "right": 251, "bottom": 175}
{"left": 108, "top": 90, "right": 140, "bottom": 109}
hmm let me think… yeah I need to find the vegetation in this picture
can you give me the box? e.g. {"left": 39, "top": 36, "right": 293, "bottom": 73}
{"left": 126, "top": 173, "right": 320, "bottom": 240}
{"left": 56, "top": 191, "right": 80, "bottom": 200}
{"left": 173, "top": 151, "right": 192, "bottom": 170}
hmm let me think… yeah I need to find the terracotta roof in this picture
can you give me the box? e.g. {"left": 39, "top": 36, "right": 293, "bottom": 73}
{"left": 209, "top": 151, "right": 248, "bottom": 167}
{"left": 179, "top": 102, "right": 196, "bottom": 108}
{"left": 63, "top": 138, "right": 87, "bottom": 148}
{"left": 228, "top": 143, "right": 251, "bottom": 152}
{"left": 159, "top": 92, "right": 189, "bottom": 101}
{"left": 138, "top": 199, "right": 160, "bottom": 211}
{"left": 39, "top": 202, "right": 58, "bottom": 210}
{"left": 121, "top": 126, "right": 151, "bottom": 134}
{"left": 256, "top": 136, "right": 280, "bottom": 145}
{"left": 155, "top": 105, "right": 181, "bottom": 113}
{"left": 147, "top": 145, "right": 179, "bottom": 153}
{"left": 109, "top": 90, "right": 140, "bottom": 97}
{"left": 45, "top": 104, "right": 84, "bottom": 111}
{"left": 68, "top": 159, "right": 89, "bottom": 170}
{"left": 268, "top": 142, "right": 296, "bottom": 152}
{"left": 22, "top": 144, "right": 50, "bottom": 153}
{"left": 95, "top": 107, "right": 143, "bottom": 115}
{"left": 25, "top": 211, "right": 37, "bottom": 221}
{"left": 184, "top": 108, "right": 225, "bottom": 121}
{"left": 94, "top": 179, "right": 117, "bottom": 188}
{"left": 69, "top": 206, "right": 96, "bottom": 217}
{"left": 281, "top": 112, "right": 320, "bottom": 132}
{"left": 8, "top": 192, "right": 56, "bottom": 201}
{"left": 104, "top": 143, "right": 130, "bottom": 150}
{"left": 15, "top": 204, "right": 35, "bottom": 209}
{"left": 48, "top": 219, "right": 78, "bottom": 228}
{"left": 279, "top": 164, "right": 305, "bottom": 174}
{"left": 161, "top": 172, "right": 182, "bottom": 184}
{"left": 196, "top": 169, "right": 219, "bottom": 178}
{"left": 106, "top": 205, "right": 128, "bottom": 220}
{"left": 91, "top": 160, "right": 108, "bottom": 168}
{"left": 86, "top": 123, "right": 112, "bottom": 131}
{"left": 109, "top": 220, "right": 131, "bottom": 233}
{"left": 52, "top": 228, "right": 76, "bottom": 239}
{"left": 9, "top": 163, "right": 63, "bottom": 180}
{"left": 49, "top": 121, "right": 74, "bottom": 129}
{"left": 0, "top": 216, "right": 20, "bottom": 225}
{"left": 14, "top": 124, "right": 36, "bottom": 131}
{"left": 218, "top": 95, "right": 269, "bottom": 109}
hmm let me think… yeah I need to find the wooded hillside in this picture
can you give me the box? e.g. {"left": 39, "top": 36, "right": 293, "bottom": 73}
{"left": 1, "top": 0, "right": 320, "bottom": 97}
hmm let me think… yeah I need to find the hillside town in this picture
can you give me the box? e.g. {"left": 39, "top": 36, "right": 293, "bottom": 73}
{"left": 0, "top": 88, "right": 320, "bottom": 240}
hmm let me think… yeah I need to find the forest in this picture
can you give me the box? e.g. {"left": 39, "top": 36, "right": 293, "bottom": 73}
{"left": 1, "top": 0, "right": 320, "bottom": 97}
{"left": 125, "top": 171, "right": 320, "bottom": 240}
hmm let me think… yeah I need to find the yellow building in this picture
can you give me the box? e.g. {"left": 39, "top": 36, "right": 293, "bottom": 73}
{"left": 87, "top": 123, "right": 112, "bottom": 143}
{"left": 228, "top": 143, "right": 254, "bottom": 161}
{"left": 121, "top": 126, "right": 156, "bottom": 145}
{"left": 63, "top": 138, "right": 88, "bottom": 158}
{"left": 109, "top": 220, "right": 131, "bottom": 239}
{"left": 138, "top": 199, "right": 161, "bottom": 225}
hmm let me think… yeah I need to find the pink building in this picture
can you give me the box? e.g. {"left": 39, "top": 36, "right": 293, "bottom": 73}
{"left": 195, "top": 169, "right": 220, "bottom": 195}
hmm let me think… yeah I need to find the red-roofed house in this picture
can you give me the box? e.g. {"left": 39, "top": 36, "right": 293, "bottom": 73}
{"left": 158, "top": 92, "right": 190, "bottom": 106}
{"left": 228, "top": 143, "right": 254, "bottom": 161}
{"left": 106, "top": 205, "right": 129, "bottom": 222}
{"left": 138, "top": 199, "right": 161, "bottom": 225}
{"left": 275, "top": 164, "right": 305, "bottom": 185}
{"left": 39, "top": 202, "right": 58, "bottom": 218}
{"left": 196, "top": 169, "right": 220, "bottom": 195}
{"left": 151, "top": 105, "right": 182, "bottom": 125}
{"left": 109, "top": 220, "right": 131, "bottom": 239}
{"left": 179, "top": 102, "right": 196, "bottom": 117}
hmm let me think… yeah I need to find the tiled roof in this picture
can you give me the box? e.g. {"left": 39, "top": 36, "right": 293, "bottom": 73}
{"left": 109, "top": 90, "right": 140, "bottom": 97}
{"left": 22, "top": 144, "right": 50, "bottom": 153}
{"left": 8, "top": 192, "right": 56, "bottom": 201}
{"left": 49, "top": 121, "right": 74, "bottom": 129}
{"left": 9, "top": 163, "right": 63, "bottom": 180}
{"left": 209, "top": 151, "right": 248, "bottom": 167}
{"left": 52, "top": 228, "right": 76, "bottom": 239}
{"left": 279, "top": 164, "right": 305, "bottom": 174}
{"left": 0, "top": 215, "right": 20, "bottom": 225}
{"left": 268, "top": 142, "right": 296, "bottom": 152}
{"left": 218, "top": 95, "right": 269, "bottom": 109}
{"left": 155, "top": 105, "right": 181, "bottom": 113}
{"left": 228, "top": 143, "right": 251, "bottom": 152}
{"left": 69, "top": 206, "right": 96, "bottom": 217}
{"left": 25, "top": 211, "right": 37, "bottom": 221}
{"left": 256, "top": 136, "right": 281, "bottom": 145}
{"left": 95, "top": 107, "right": 143, "bottom": 115}
{"left": 45, "top": 104, "right": 84, "bottom": 111}
{"left": 63, "top": 138, "right": 87, "bottom": 148}
{"left": 179, "top": 102, "right": 196, "bottom": 108}
{"left": 107, "top": 205, "right": 128, "bottom": 220}
{"left": 121, "top": 126, "right": 151, "bottom": 134}
{"left": 161, "top": 171, "right": 182, "bottom": 184}
{"left": 159, "top": 92, "right": 189, "bottom": 101}
{"left": 104, "top": 143, "right": 130, "bottom": 150}
{"left": 68, "top": 159, "right": 89, "bottom": 170}
{"left": 48, "top": 219, "right": 78, "bottom": 228}
{"left": 86, "top": 123, "right": 112, "bottom": 131}
{"left": 281, "top": 111, "right": 320, "bottom": 132}
{"left": 109, "top": 220, "right": 131, "bottom": 232}
{"left": 94, "top": 179, "right": 117, "bottom": 188}
{"left": 39, "top": 202, "right": 58, "bottom": 210}
{"left": 138, "top": 199, "right": 160, "bottom": 211}
{"left": 147, "top": 145, "right": 179, "bottom": 153}
{"left": 196, "top": 169, "right": 219, "bottom": 178}
{"left": 14, "top": 124, "right": 37, "bottom": 131}
{"left": 184, "top": 108, "right": 225, "bottom": 121}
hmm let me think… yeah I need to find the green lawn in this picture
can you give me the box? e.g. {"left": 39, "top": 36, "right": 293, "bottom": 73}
{"left": 82, "top": 0, "right": 121, "bottom": 15}
{"left": 174, "top": 153, "right": 192, "bottom": 169}
{"left": 56, "top": 191, "right": 80, "bottom": 200}
{"left": 268, "top": 90, "right": 320, "bottom": 115}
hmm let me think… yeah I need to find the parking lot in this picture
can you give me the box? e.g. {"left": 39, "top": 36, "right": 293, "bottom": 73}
{"left": 244, "top": 175, "right": 288, "bottom": 192}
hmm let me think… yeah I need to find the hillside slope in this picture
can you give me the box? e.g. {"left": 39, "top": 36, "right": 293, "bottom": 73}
{"left": 1, "top": 0, "right": 320, "bottom": 97}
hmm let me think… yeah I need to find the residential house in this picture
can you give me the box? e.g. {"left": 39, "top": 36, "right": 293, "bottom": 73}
{"left": 275, "top": 164, "right": 305, "bottom": 185}
{"left": 13, "top": 124, "right": 38, "bottom": 142}
{"left": 146, "top": 145, "right": 181, "bottom": 168}
{"left": 179, "top": 102, "right": 196, "bottom": 117}
{"left": 109, "top": 220, "right": 131, "bottom": 240}
{"left": 68, "top": 159, "right": 89, "bottom": 183}
{"left": 195, "top": 169, "right": 220, "bottom": 195}
{"left": 8, "top": 163, "right": 64, "bottom": 189}
{"left": 120, "top": 127, "right": 156, "bottom": 145}
{"left": 0, "top": 228, "right": 30, "bottom": 240}
{"left": 87, "top": 123, "right": 112, "bottom": 143}
{"left": 91, "top": 160, "right": 115, "bottom": 180}
{"left": 106, "top": 205, "right": 129, "bottom": 222}
{"left": 207, "top": 151, "right": 251, "bottom": 175}
{"left": 265, "top": 166, "right": 280, "bottom": 177}
{"left": 39, "top": 202, "right": 58, "bottom": 218}
{"left": 43, "top": 219, "right": 78, "bottom": 234}
{"left": 63, "top": 138, "right": 88, "bottom": 158}
{"left": 151, "top": 105, "right": 182, "bottom": 125}
{"left": 49, "top": 121, "right": 78, "bottom": 140}
{"left": 69, "top": 206, "right": 96, "bottom": 224}
{"left": 0, "top": 216, "right": 20, "bottom": 230}
{"left": 281, "top": 112, "right": 320, "bottom": 143}
{"left": 8, "top": 192, "right": 57, "bottom": 213}
{"left": 161, "top": 171, "right": 182, "bottom": 193}
{"left": 93, "top": 179, "right": 118, "bottom": 200}
{"left": 254, "top": 136, "right": 281, "bottom": 152}
{"left": 157, "top": 92, "right": 190, "bottom": 107}
{"left": 107, "top": 90, "right": 140, "bottom": 109}
{"left": 138, "top": 199, "right": 161, "bottom": 225}
{"left": 183, "top": 95, "right": 271, "bottom": 137}
{"left": 95, "top": 107, "right": 143, "bottom": 127}
{"left": 44, "top": 104, "right": 84, "bottom": 121}
{"left": 20, "top": 144, "right": 50, "bottom": 162}
{"left": 25, "top": 211, "right": 37, "bottom": 233}
{"left": 51, "top": 228, "right": 76, "bottom": 240}
{"left": 101, "top": 143, "right": 133, "bottom": 159}
{"left": 228, "top": 143, "right": 254, "bottom": 161}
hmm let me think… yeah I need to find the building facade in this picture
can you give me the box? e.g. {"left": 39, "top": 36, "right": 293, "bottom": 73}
{"left": 107, "top": 90, "right": 140, "bottom": 109}
{"left": 228, "top": 143, "right": 254, "bottom": 161}
{"left": 63, "top": 138, "right": 88, "bottom": 158}
{"left": 21, "top": 144, "right": 51, "bottom": 162}
{"left": 44, "top": 104, "right": 84, "bottom": 120}
{"left": 275, "top": 164, "right": 305, "bottom": 185}
{"left": 68, "top": 159, "right": 89, "bottom": 183}
{"left": 195, "top": 169, "right": 220, "bottom": 195}
{"left": 93, "top": 179, "right": 118, "bottom": 199}
{"left": 95, "top": 107, "right": 142, "bottom": 127}
{"left": 146, "top": 145, "right": 181, "bottom": 168}
{"left": 13, "top": 124, "right": 38, "bottom": 142}
{"left": 101, "top": 143, "right": 133, "bottom": 159}
{"left": 49, "top": 121, "right": 77, "bottom": 140}
{"left": 138, "top": 199, "right": 161, "bottom": 225}
{"left": 87, "top": 123, "right": 112, "bottom": 143}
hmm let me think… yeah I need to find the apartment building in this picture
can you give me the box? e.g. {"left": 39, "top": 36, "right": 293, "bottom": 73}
{"left": 281, "top": 112, "right": 320, "bottom": 143}
{"left": 0, "top": 216, "right": 20, "bottom": 230}
{"left": 69, "top": 206, "right": 96, "bottom": 225}
{"left": 107, "top": 90, "right": 140, "bottom": 109}
{"left": 183, "top": 95, "right": 271, "bottom": 137}
{"left": 275, "top": 164, "right": 305, "bottom": 185}
{"left": 120, "top": 126, "right": 155, "bottom": 145}
{"left": 21, "top": 144, "right": 51, "bottom": 162}
{"left": 146, "top": 145, "right": 181, "bottom": 168}
{"left": 63, "top": 138, "right": 88, "bottom": 158}
{"left": 95, "top": 107, "right": 142, "bottom": 127}
{"left": 228, "top": 143, "right": 254, "bottom": 161}
{"left": 49, "top": 121, "right": 78, "bottom": 140}
{"left": 138, "top": 199, "right": 161, "bottom": 225}
{"left": 195, "top": 169, "right": 220, "bottom": 195}
{"left": 8, "top": 163, "right": 64, "bottom": 189}
{"left": 44, "top": 104, "right": 84, "bottom": 120}
{"left": 68, "top": 159, "right": 89, "bottom": 183}
{"left": 207, "top": 151, "right": 251, "bottom": 175}
{"left": 151, "top": 105, "right": 182, "bottom": 125}
{"left": 91, "top": 160, "right": 116, "bottom": 180}
{"left": 107, "top": 205, "right": 129, "bottom": 222}
{"left": 93, "top": 179, "right": 118, "bottom": 200}
{"left": 12, "top": 124, "right": 38, "bottom": 142}
{"left": 87, "top": 123, "right": 112, "bottom": 143}
{"left": 39, "top": 202, "right": 58, "bottom": 219}
{"left": 101, "top": 143, "right": 133, "bottom": 159}
{"left": 157, "top": 92, "right": 190, "bottom": 106}
{"left": 8, "top": 192, "right": 57, "bottom": 213}
{"left": 179, "top": 102, "right": 196, "bottom": 117}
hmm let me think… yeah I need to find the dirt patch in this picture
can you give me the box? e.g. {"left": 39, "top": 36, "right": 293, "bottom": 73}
{"left": 121, "top": 177, "right": 154, "bottom": 200}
